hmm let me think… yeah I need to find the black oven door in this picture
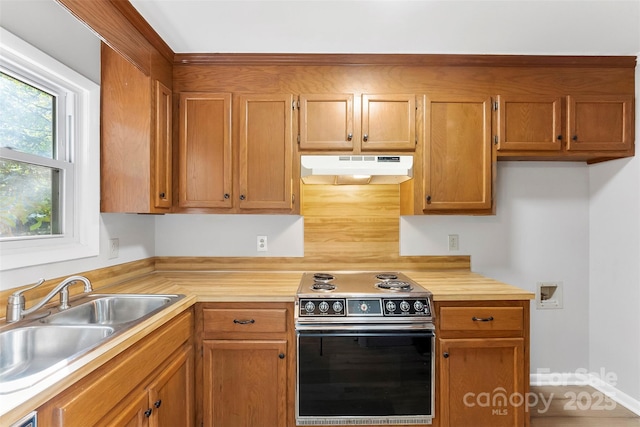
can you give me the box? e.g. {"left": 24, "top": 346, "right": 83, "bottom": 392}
{"left": 296, "top": 327, "right": 435, "bottom": 425}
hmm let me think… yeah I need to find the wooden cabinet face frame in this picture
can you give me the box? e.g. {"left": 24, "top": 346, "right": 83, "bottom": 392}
{"left": 178, "top": 92, "right": 233, "bottom": 208}
{"left": 154, "top": 80, "right": 173, "bottom": 209}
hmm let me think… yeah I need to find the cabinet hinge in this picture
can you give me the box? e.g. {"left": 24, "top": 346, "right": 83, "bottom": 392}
{"left": 494, "top": 135, "right": 499, "bottom": 145}
{"left": 292, "top": 193, "right": 296, "bottom": 204}
{"left": 297, "top": 134, "right": 301, "bottom": 144}
{"left": 493, "top": 101, "right": 499, "bottom": 111}
{"left": 292, "top": 100, "right": 299, "bottom": 110}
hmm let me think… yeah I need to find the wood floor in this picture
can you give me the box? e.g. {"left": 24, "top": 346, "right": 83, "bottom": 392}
{"left": 530, "top": 386, "right": 640, "bottom": 427}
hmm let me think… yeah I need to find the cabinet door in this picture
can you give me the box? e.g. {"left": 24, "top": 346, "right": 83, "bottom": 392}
{"left": 203, "top": 339, "right": 288, "bottom": 427}
{"left": 179, "top": 92, "right": 233, "bottom": 208}
{"left": 148, "top": 345, "right": 194, "bottom": 427}
{"left": 299, "top": 94, "right": 355, "bottom": 150}
{"left": 567, "top": 95, "right": 634, "bottom": 152}
{"left": 424, "top": 96, "right": 493, "bottom": 212}
{"left": 238, "top": 94, "right": 294, "bottom": 210}
{"left": 497, "top": 95, "right": 562, "bottom": 151}
{"left": 101, "top": 44, "right": 153, "bottom": 213}
{"left": 95, "top": 390, "right": 150, "bottom": 427}
{"left": 154, "top": 80, "right": 173, "bottom": 209}
{"left": 362, "top": 94, "right": 416, "bottom": 151}
{"left": 440, "top": 338, "right": 525, "bottom": 427}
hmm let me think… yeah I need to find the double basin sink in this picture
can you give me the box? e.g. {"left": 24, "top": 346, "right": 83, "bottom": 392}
{"left": 0, "top": 293, "right": 185, "bottom": 394}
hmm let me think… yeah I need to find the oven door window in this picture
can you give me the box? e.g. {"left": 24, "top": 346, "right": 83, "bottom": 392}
{"left": 297, "top": 329, "right": 434, "bottom": 418}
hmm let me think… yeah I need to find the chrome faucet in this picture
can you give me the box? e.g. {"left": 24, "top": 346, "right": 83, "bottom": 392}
{"left": 5, "top": 275, "right": 93, "bottom": 323}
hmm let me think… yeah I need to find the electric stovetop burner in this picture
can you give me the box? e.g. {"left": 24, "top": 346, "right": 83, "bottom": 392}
{"left": 310, "top": 282, "right": 336, "bottom": 292}
{"left": 375, "top": 280, "right": 413, "bottom": 292}
{"left": 313, "top": 273, "right": 335, "bottom": 282}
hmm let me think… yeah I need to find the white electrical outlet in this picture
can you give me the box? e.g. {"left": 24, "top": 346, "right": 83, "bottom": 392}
{"left": 448, "top": 234, "right": 459, "bottom": 251}
{"left": 257, "top": 235, "right": 268, "bottom": 252}
{"left": 108, "top": 238, "right": 119, "bottom": 259}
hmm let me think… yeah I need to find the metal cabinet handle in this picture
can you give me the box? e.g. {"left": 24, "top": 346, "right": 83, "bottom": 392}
{"left": 159, "top": 192, "right": 166, "bottom": 198}
{"left": 557, "top": 135, "right": 563, "bottom": 141}
{"left": 239, "top": 195, "right": 246, "bottom": 201}
{"left": 233, "top": 319, "right": 255, "bottom": 325}
{"left": 154, "top": 399, "right": 162, "bottom": 408}
{"left": 363, "top": 134, "right": 368, "bottom": 142}
{"left": 279, "top": 353, "right": 285, "bottom": 359}
{"left": 224, "top": 193, "right": 230, "bottom": 200}
{"left": 144, "top": 408, "right": 153, "bottom": 418}
{"left": 426, "top": 195, "right": 432, "bottom": 203}
{"left": 472, "top": 316, "right": 494, "bottom": 322}
{"left": 572, "top": 135, "right": 578, "bottom": 141}
{"left": 443, "top": 352, "right": 449, "bottom": 359}
{"left": 347, "top": 133, "right": 353, "bottom": 141}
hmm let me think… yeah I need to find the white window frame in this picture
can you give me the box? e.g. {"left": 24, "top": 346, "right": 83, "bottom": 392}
{"left": 0, "top": 28, "right": 99, "bottom": 271}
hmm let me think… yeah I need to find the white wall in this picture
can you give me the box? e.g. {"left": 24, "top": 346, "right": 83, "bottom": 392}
{"left": 587, "top": 60, "right": 640, "bottom": 402}
{"left": 401, "top": 162, "right": 591, "bottom": 373}
{"left": 155, "top": 215, "right": 304, "bottom": 257}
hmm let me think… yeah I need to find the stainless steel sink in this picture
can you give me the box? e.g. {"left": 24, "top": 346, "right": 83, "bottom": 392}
{"left": 42, "top": 294, "right": 180, "bottom": 325}
{"left": 0, "top": 325, "right": 114, "bottom": 394}
{"left": 0, "top": 293, "right": 186, "bottom": 394}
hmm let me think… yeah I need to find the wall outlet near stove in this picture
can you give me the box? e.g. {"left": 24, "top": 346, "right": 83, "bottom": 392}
{"left": 257, "top": 235, "right": 268, "bottom": 252}
{"left": 448, "top": 234, "right": 459, "bottom": 251}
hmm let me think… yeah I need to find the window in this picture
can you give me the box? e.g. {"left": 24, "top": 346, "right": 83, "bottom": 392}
{"left": 0, "top": 28, "right": 99, "bottom": 271}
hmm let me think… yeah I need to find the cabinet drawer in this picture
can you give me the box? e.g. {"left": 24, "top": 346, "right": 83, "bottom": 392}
{"left": 203, "top": 308, "right": 288, "bottom": 334}
{"left": 440, "top": 307, "right": 523, "bottom": 332}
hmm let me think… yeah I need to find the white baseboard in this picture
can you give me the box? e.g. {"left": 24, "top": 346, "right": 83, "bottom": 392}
{"left": 530, "top": 372, "right": 640, "bottom": 416}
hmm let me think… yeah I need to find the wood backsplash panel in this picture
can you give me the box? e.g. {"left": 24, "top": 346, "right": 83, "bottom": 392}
{"left": 301, "top": 184, "right": 403, "bottom": 262}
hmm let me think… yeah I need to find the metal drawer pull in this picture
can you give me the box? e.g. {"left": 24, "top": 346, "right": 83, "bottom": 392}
{"left": 233, "top": 319, "right": 256, "bottom": 325}
{"left": 472, "top": 316, "right": 494, "bottom": 322}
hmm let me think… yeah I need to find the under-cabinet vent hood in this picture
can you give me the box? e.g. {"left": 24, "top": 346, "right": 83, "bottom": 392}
{"left": 301, "top": 155, "right": 413, "bottom": 185}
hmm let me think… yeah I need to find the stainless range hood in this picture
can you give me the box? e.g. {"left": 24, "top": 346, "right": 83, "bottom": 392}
{"left": 300, "top": 155, "right": 413, "bottom": 185}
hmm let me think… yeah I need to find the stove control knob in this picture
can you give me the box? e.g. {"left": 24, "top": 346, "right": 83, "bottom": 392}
{"left": 304, "top": 301, "right": 316, "bottom": 313}
{"left": 319, "top": 301, "right": 329, "bottom": 313}
{"left": 386, "top": 301, "right": 397, "bottom": 312}
{"left": 414, "top": 300, "right": 425, "bottom": 312}
{"left": 332, "top": 301, "right": 343, "bottom": 313}
{"left": 400, "top": 301, "right": 410, "bottom": 312}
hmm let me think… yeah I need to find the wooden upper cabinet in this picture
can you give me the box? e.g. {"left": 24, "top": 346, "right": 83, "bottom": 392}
{"left": 567, "top": 95, "right": 634, "bottom": 152}
{"left": 497, "top": 94, "right": 634, "bottom": 160}
{"left": 496, "top": 95, "right": 562, "bottom": 151}
{"left": 100, "top": 44, "right": 172, "bottom": 213}
{"left": 238, "top": 94, "right": 294, "bottom": 211}
{"left": 423, "top": 95, "right": 493, "bottom": 213}
{"left": 298, "top": 93, "right": 417, "bottom": 152}
{"left": 362, "top": 94, "right": 416, "bottom": 151}
{"left": 178, "top": 93, "right": 233, "bottom": 209}
{"left": 299, "top": 94, "right": 355, "bottom": 150}
{"left": 154, "top": 80, "right": 173, "bottom": 209}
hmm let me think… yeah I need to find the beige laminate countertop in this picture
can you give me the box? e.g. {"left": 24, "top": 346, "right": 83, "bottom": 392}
{"left": 99, "top": 270, "right": 535, "bottom": 302}
{"left": 0, "top": 269, "right": 533, "bottom": 424}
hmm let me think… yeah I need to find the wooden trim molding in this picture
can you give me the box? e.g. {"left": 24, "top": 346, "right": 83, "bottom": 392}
{"left": 174, "top": 53, "right": 637, "bottom": 68}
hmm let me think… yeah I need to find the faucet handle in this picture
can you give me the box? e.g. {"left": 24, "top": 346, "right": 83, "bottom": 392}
{"left": 9, "top": 278, "right": 45, "bottom": 300}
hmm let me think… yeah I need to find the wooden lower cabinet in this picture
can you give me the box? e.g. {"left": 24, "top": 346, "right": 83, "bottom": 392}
{"left": 96, "top": 345, "right": 194, "bottom": 427}
{"left": 36, "top": 310, "right": 194, "bottom": 427}
{"left": 436, "top": 301, "right": 530, "bottom": 427}
{"left": 197, "top": 302, "right": 295, "bottom": 427}
{"left": 203, "top": 339, "right": 288, "bottom": 426}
